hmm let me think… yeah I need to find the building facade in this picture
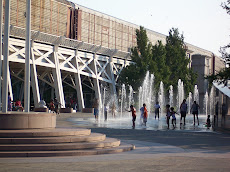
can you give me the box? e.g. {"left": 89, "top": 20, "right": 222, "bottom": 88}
{"left": 1, "top": 0, "right": 226, "bottom": 111}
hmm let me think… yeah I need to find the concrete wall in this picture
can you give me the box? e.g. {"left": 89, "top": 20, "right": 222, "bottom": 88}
{"left": 191, "top": 54, "right": 207, "bottom": 112}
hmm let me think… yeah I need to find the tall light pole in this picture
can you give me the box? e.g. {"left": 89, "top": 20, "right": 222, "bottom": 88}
{"left": 24, "top": 0, "right": 31, "bottom": 112}
{"left": 0, "top": 0, "right": 3, "bottom": 111}
{"left": 2, "top": 0, "right": 10, "bottom": 112}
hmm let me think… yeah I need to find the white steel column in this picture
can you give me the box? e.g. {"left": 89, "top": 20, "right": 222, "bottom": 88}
{"left": 52, "top": 51, "right": 65, "bottom": 107}
{"left": 74, "top": 47, "right": 85, "bottom": 111}
{"left": 24, "top": 0, "right": 31, "bottom": 112}
{"left": 108, "top": 50, "right": 117, "bottom": 96}
{"left": 30, "top": 48, "right": 40, "bottom": 107}
{"left": 92, "top": 51, "right": 101, "bottom": 103}
{"left": 2, "top": 0, "right": 10, "bottom": 112}
{"left": 30, "top": 32, "right": 41, "bottom": 108}
{"left": 0, "top": 0, "right": 3, "bottom": 111}
{"left": 8, "top": 69, "right": 13, "bottom": 101}
{"left": 52, "top": 37, "right": 65, "bottom": 107}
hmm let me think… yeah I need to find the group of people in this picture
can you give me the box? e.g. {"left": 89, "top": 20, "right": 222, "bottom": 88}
{"left": 93, "top": 98, "right": 116, "bottom": 121}
{"left": 93, "top": 97, "right": 228, "bottom": 129}
{"left": 164, "top": 99, "right": 201, "bottom": 129}
{"left": 49, "top": 98, "right": 62, "bottom": 114}
{"left": 128, "top": 99, "right": 212, "bottom": 129}
{"left": 7, "top": 92, "right": 23, "bottom": 111}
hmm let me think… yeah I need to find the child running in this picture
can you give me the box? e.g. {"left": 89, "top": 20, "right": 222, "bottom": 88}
{"left": 170, "top": 107, "right": 176, "bottom": 129}
{"left": 166, "top": 104, "right": 171, "bottom": 129}
{"left": 129, "top": 105, "right": 137, "bottom": 129}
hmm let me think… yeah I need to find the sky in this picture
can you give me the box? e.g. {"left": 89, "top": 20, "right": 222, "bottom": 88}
{"left": 72, "top": 0, "right": 230, "bottom": 56}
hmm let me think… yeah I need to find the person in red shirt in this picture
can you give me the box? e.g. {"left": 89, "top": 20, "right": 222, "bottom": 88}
{"left": 143, "top": 104, "right": 148, "bottom": 126}
{"left": 49, "top": 99, "right": 55, "bottom": 112}
{"left": 15, "top": 99, "right": 23, "bottom": 111}
{"left": 129, "top": 105, "right": 136, "bottom": 128}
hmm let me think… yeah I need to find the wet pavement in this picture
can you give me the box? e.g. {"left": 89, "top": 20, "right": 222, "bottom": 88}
{"left": 68, "top": 112, "right": 213, "bottom": 132}
{"left": 0, "top": 112, "right": 230, "bottom": 172}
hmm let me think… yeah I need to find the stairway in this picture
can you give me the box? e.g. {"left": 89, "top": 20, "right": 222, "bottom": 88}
{"left": 0, "top": 128, "right": 135, "bottom": 157}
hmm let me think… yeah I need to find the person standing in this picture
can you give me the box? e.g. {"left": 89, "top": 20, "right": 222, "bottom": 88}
{"left": 206, "top": 115, "right": 211, "bottom": 129}
{"left": 104, "top": 104, "right": 108, "bottom": 121}
{"left": 154, "top": 101, "right": 161, "bottom": 120}
{"left": 8, "top": 92, "right": 12, "bottom": 111}
{"left": 140, "top": 103, "right": 147, "bottom": 125}
{"left": 54, "top": 98, "right": 61, "bottom": 114}
{"left": 166, "top": 104, "right": 171, "bottom": 129}
{"left": 143, "top": 104, "right": 148, "bottom": 126}
{"left": 191, "top": 101, "right": 200, "bottom": 125}
{"left": 170, "top": 107, "right": 176, "bottom": 129}
{"left": 93, "top": 98, "right": 99, "bottom": 121}
{"left": 49, "top": 99, "right": 55, "bottom": 113}
{"left": 180, "top": 99, "right": 187, "bottom": 125}
{"left": 129, "top": 105, "right": 137, "bottom": 129}
{"left": 111, "top": 101, "right": 116, "bottom": 118}
{"left": 140, "top": 104, "right": 144, "bottom": 124}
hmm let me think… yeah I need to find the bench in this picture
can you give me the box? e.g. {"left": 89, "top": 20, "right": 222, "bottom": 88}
{"left": 60, "top": 108, "right": 73, "bottom": 113}
{"left": 34, "top": 108, "right": 49, "bottom": 112}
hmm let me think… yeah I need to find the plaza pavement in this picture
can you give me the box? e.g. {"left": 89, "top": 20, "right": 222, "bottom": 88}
{"left": 0, "top": 112, "right": 230, "bottom": 172}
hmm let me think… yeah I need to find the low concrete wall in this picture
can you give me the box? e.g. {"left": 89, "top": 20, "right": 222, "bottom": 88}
{"left": 34, "top": 108, "right": 49, "bottom": 112}
{"left": 0, "top": 112, "right": 56, "bottom": 129}
{"left": 60, "top": 108, "right": 73, "bottom": 113}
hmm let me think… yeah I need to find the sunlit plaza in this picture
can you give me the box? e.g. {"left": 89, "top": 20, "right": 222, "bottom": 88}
{"left": 0, "top": 0, "right": 230, "bottom": 171}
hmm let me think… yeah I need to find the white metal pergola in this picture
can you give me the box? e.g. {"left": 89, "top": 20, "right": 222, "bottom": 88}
{"left": 0, "top": 0, "right": 131, "bottom": 112}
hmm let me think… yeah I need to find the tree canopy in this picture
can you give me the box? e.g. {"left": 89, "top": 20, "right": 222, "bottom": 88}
{"left": 119, "top": 26, "right": 197, "bottom": 95}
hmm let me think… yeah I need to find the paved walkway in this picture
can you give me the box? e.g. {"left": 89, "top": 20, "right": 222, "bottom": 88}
{"left": 0, "top": 112, "right": 230, "bottom": 172}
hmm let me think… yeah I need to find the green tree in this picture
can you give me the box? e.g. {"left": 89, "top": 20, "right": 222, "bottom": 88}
{"left": 119, "top": 27, "right": 197, "bottom": 95}
{"left": 150, "top": 40, "right": 171, "bottom": 90}
{"left": 165, "top": 28, "right": 197, "bottom": 94}
{"left": 119, "top": 26, "right": 152, "bottom": 90}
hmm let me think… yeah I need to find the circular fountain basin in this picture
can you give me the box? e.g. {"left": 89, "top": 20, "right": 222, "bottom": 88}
{"left": 0, "top": 112, "right": 56, "bottom": 129}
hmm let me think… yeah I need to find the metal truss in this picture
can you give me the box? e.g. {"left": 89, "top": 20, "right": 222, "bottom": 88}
{"left": 7, "top": 36, "right": 132, "bottom": 111}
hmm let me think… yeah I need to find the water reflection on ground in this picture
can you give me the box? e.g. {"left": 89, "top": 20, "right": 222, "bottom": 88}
{"left": 69, "top": 113, "right": 214, "bottom": 132}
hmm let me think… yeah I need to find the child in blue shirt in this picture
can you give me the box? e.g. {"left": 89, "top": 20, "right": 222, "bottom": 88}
{"left": 170, "top": 107, "right": 176, "bottom": 128}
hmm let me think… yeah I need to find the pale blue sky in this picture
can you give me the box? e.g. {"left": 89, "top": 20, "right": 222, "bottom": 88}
{"left": 72, "top": 0, "right": 230, "bottom": 56}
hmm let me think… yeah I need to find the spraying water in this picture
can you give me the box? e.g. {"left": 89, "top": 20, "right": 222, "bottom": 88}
{"left": 169, "top": 85, "right": 173, "bottom": 107}
{"left": 158, "top": 81, "right": 165, "bottom": 114}
{"left": 120, "top": 84, "right": 127, "bottom": 118}
{"left": 203, "top": 91, "right": 209, "bottom": 116}
{"left": 138, "top": 71, "right": 155, "bottom": 112}
{"left": 187, "top": 92, "right": 193, "bottom": 114}
{"left": 149, "top": 74, "right": 155, "bottom": 112}
{"left": 194, "top": 85, "right": 199, "bottom": 105}
{"left": 177, "top": 79, "right": 184, "bottom": 112}
{"left": 128, "top": 85, "right": 134, "bottom": 108}
{"left": 128, "top": 85, "right": 134, "bottom": 118}
{"left": 139, "top": 86, "right": 143, "bottom": 113}
{"left": 209, "top": 86, "right": 215, "bottom": 116}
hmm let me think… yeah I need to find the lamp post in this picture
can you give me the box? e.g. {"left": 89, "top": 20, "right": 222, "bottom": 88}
{"left": 2, "top": 0, "right": 10, "bottom": 112}
{"left": 24, "top": 0, "right": 31, "bottom": 112}
{"left": 0, "top": 0, "right": 3, "bottom": 111}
